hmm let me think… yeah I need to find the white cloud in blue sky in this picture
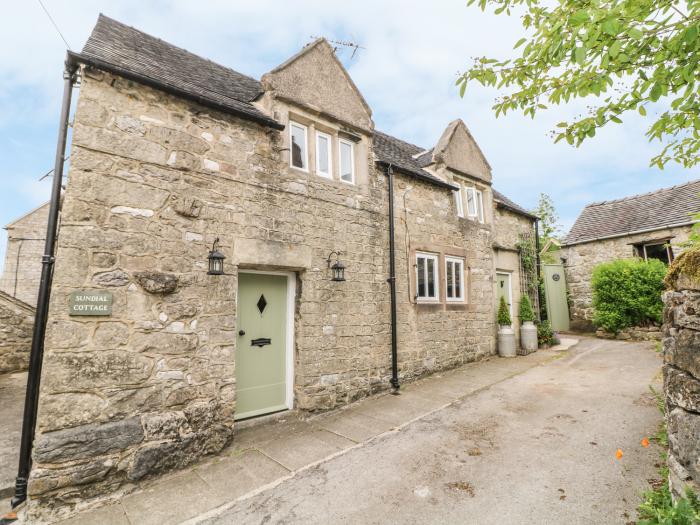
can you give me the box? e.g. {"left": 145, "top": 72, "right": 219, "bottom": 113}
{"left": 0, "top": 0, "right": 697, "bottom": 272}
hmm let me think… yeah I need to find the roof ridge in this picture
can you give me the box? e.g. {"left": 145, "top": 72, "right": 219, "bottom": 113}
{"left": 584, "top": 178, "right": 700, "bottom": 208}
{"left": 94, "top": 14, "right": 262, "bottom": 96}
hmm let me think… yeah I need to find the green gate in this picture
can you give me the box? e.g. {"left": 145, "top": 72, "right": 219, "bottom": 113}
{"left": 543, "top": 264, "right": 570, "bottom": 332}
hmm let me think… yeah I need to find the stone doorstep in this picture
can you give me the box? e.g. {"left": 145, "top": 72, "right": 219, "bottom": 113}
{"left": 49, "top": 345, "right": 573, "bottom": 525}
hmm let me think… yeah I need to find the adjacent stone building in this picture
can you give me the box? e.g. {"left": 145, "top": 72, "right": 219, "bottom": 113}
{"left": 562, "top": 181, "right": 700, "bottom": 330}
{"left": 0, "top": 204, "right": 48, "bottom": 372}
{"left": 0, "top": 202, "right": 49, "bottom": 307}
{"left": 26, "top": 15, "right": 537, "bottom": 521}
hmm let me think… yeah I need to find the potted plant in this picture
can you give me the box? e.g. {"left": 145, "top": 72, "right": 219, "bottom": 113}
{"left": 518, "top": 294, "right": 538, "bottom": 354}
{"left": 497, "top": 296, "right": 516, "bottom": 357}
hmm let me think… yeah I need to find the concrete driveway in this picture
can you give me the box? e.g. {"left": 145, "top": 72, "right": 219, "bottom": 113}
{"left": 200, "top": 338, "right": 662, "bottom": 525}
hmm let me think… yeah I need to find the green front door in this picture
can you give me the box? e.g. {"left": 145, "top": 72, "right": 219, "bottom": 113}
{"left": 543, "top": 264, "right": 570, "bottom": 332}
{"left": 236, "top": 273, "right": 289, "bottom": 420}
{"left": 496, "top": 272, "right": 512, "bottom": 325}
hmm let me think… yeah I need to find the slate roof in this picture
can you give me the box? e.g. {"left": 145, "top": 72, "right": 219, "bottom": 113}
{"left": 373, "top": 132, "right": 458, "bottom": 190}
{"left": 493, "top": 190, "right": 537, "bottom": 219}
{"left": 72, "top": 15, "right": 529, "bottom": 207}
{"left": 71, "top": 14, "right": 282, "bottom": 129}
{"left": 563, "top": 179, "right": 700, "bottom": 246}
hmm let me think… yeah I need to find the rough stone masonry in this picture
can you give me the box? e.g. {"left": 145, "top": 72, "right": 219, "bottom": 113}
{"left": 662, "top": 257, "right": 700, "bottom": 498}
{"left": 26, "top": 67, "right": 499, "bottom": 521}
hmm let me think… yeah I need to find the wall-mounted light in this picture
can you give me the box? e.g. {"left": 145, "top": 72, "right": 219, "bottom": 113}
{"left": 207, "top": 238, "right": 226, "bottom": 275}
{"left": 326, "top": 251, "right": 346, "bottom": 282}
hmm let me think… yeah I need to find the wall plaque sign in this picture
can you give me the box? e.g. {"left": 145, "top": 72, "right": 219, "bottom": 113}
{"left": 69, "top": 290, "right": 113, "bottom": 316}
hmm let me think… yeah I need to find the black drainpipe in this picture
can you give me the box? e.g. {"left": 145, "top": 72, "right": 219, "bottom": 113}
{"left": 386, "top": 164, "right": 400, "bottom": 393}
{"left": 534, "top": 218, "right": 545, "bottom": 321}
{"left": 11, "top": 59, "right": 78, "bottom": 510}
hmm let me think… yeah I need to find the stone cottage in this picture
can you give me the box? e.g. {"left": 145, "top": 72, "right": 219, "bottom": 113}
{"left": 0, "top": 203, "right": 49, "bottom": 372}
{"left": 25, "top": 15, "right": 537, "bottom": 520}
{"left": 562, "top": 180, "right": 700, "bottom": 330}
{"left": 0, "top": 202, "right": 49, "bottom": 307}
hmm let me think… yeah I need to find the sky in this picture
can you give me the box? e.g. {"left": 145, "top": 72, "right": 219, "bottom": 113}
{"left": 1, "top": 0, "right": 698, "bottom": 272}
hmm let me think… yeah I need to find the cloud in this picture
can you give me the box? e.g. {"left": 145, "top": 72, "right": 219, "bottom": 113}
{"left": 0, "top": 0, "right": 696, "bottom": 265}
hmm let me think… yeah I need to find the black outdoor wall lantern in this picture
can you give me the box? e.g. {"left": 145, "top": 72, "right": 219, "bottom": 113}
{"left": 207, "top": 238, "right": 226, "bottom": 275}
{"left": 327, "top": 251, "right": 346, "bottom": 282}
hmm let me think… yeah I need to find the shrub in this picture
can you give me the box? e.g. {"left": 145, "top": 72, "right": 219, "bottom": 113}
{"left": 497, "top": 296, "right": 511, "bottom": 326}
{"left": 591, "top": 258, "right": 667, "bottom": 333}
{"left": 519, "top": 294, "right": 535, "bottom": 322}
{"left": 537, "top": 320, "right": 558, "bottom": 347}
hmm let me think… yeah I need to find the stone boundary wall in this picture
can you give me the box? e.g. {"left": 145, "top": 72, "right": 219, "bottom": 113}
{"left": 595, "top": 325, "right": 662, "bottom": 342}
{"left": 0, "top": 290, "right": 35, "bottom": 373}
{"left": 662, "top": 271, "right": 700, "bottom": 498}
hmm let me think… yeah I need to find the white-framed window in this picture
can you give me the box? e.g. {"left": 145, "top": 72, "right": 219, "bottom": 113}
{"left": 315, "top": 131, "right": 332, "bottom": 178}
{"left": 339, "top": 139, "right": 355, "bottom": 184}
{"left": 466, "top": 187, "right": 484, "bottom": 223}
{"left": 454, "top": 185, "right": 464, "bottom": 218}
{"left": 445, "top": 256, "right": 465, "bottom": 302}
{"left": 290, "top": 122, "right": 308, "bottom": 171}
{"left": 416, "top": 252, "right": 439, "bottom": 302}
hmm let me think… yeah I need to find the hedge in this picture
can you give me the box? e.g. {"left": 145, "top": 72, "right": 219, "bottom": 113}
{"left": 591, "top": 258, "right": 667, "bottom": 333}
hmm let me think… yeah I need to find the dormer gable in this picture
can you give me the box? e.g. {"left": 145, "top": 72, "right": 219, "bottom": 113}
{"left": 261, "top": 39, "right": 373, "bottom": 132}
{"left": 431, "top": 119, "right": 492, "bottom": 183}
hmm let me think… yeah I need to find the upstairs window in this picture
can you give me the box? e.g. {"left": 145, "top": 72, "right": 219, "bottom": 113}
{"left": 454, "top": 185, "right": 464, "bottom": 218}
{"left": 416, "top": 252, "right": 439, "bottom": 301}
{"left": 290, "top": 122, "right": 308, "bottom": 171}
{"left": 339, "top": 139, "right": 355, "bottom": 184}
{"left": 466, "top": 187, "right": 484, "bottom": 223}
{"left": 445, "top": 257, "right": 465, "bottom": 301}
{"left": 316, "top": 131, "right": 332, "bottom": 178}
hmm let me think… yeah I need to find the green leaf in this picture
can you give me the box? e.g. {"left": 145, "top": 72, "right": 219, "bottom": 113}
{"left": 574, "top": 47, "right": 586, "bottom": 65}
{"left": 459, "top": 81, "right": 467, "bottom": 98}
{"left": 650, "top": 83, "right": 663, "bottom": 102}
{"left": 570, "top": 9, "right": 590, "bottom": 26}
{"left": 684, "top": 26, "right": 698, "bottom": 44}
{"left": 627, "top": 28, "right": 643, "bottom": 40}
{"left": 638, "top": 105, "right": 647, "bottom": 116}
{"left": 609, "top": 40, "right": 621, "bottom": 58}
{"left": 514, "top": 37, "right": 527, "bottom": 49}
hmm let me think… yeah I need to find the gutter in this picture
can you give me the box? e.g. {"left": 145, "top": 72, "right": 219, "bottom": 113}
{"left": 66, "top": 51, "right": 285, "bottom": 131}
{"left": 562, "top": 220, "right": 699, "bottom": 248}
{"left": 10, "top": 57, "right": 78, "bottom": 512}
{"left": 385, "top": 164, "right": 400, "bottom": 393}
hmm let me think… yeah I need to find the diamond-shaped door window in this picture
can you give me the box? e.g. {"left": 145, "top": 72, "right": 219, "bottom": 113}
{"left": 256, "top": 294, "right": 267, "bottom": 315}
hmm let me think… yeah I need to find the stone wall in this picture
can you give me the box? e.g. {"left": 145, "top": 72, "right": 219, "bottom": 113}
{"left": 595, "top": 325, "right": 663, "bottom": 341}
{"left": 563, "top": 226, "right": 691, "bottom": 329}
{"left": 662, "top": 258, "right": 700, "bottom": 498}
{"left": 493, "top": 206, "right": 536, "bottom": 345}
{"left": 0, "top": 290, "right": 34, "bottom": 373}
{"left": 0, "top": 203, "right": 49, "bottom": 307}
{"left": 27, "top": 69, "right": 498, "bottom": 521}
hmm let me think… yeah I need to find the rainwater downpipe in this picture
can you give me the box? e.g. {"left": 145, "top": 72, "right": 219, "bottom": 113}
{"left": 11, "top": 59, "right": 78, "bottom": 511}
{"left": 386, "top": 164, "right": 400, "bottom": 393}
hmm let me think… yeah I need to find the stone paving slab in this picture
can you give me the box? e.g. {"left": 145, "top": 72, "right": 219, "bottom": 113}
{"left": 51, "top": 343, "right": 575, "bottom": 525}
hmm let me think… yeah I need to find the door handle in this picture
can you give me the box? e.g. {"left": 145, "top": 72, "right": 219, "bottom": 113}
{"left": 251, "top": 338, "right": 271, "bottom": 347}
{"left": 239, "top": 330, "right": 246, "bottom": 336}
